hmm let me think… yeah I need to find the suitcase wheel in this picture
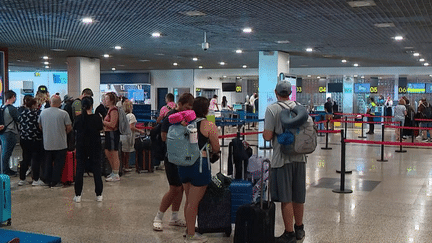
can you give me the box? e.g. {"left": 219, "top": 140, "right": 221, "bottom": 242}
{"left": 7, "top": 218, "right": 11, "bottom": 226}
{"left": 224, "top": 228, "right": 231, "bottom": 237}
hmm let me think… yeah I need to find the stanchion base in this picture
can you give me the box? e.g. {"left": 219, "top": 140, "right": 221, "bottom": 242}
{"left": 321, "top": 147, "right": 333, "bottom": 150}
{"left": 336, "top": 170, "right": 353, "bottom": 174}
{"left": 358, "top": 136, "right": 367, "bottom": 138}
{"left": 259, "top": 147, "right": 273, "bottom": 150}
{"left": 332, "top": 189, "right": 353, "bottom": 194}
{"left": 377, "top": 159, "right": 388, "bottom": 162}
{"left": 395, "top": 150, "right": 407, "bottom": 153}
{"left": 220, "top": 145, "right": 229, "bottom": 147}
{"left": 317, "top": 134, "right": 325, "bottom": 137}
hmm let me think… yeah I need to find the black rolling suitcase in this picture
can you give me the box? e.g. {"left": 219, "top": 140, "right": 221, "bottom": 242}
{"left": 197, "top": 155, "right": 232, "bottom": 237}
{"left": 234, "top": 159, "right": 275, "bottom": 243}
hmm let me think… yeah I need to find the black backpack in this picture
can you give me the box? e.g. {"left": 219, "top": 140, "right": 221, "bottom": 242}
{"left": 0, "top": 105, "right": 13, "bottom": 135}
{"left": 422, "top": 104, "right": 432, "bottom": 119}
{"left": 150, "top": 123, "right": 166, "bottom": 161}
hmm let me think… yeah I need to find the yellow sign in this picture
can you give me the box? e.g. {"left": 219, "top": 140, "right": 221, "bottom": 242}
{"left": 296, "top": 86, "right": 302, "bottom": 93}
{"left": 398, "top": 87, "right": 407, "bottom": 94}
{"left": 195, "top": 88, "right": 201, "bottom": 92}
{"left": 370, "top": 86, "right": 378, "bottom": 93}
{"left": 34, "top": 72, "right": 41, "bottom": 77}
{"left": 236, "top": 85, "right": 242, "bottom": 93}
{"left": 319, "top": 87, "right": 326, "bottom": 93}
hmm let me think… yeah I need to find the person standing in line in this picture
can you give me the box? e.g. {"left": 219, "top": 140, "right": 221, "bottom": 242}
{"left": 384, "top": 96, "right": 393, "bottom": 123}
{"left": 418, "top": 98, "right": 432, "bottom": 141}
{"left": 182, "top": 97, "right": 220, "bottom": 242}
{"left": 393, "top": 98, "right": 407, "bottom": 140}
{"left": 35, "top": 85, "right": 50, "bottom": 110}
{"left": 38, "top": 95, "right": 72, "bottom": 187}
{"left": 73, "top": 96, "right": 104, "bottom": 203}
{"left": 263, "top": 81, "right": 306, "bottom": 243}
{"left": 324, "top": 97, "right": 334, "bottom": 130}
{"left": 103, "top": 92, "right": 121, "bottom": 182}
{"left": 95, "top": 94, "right": 108, "bottom": 120}
{"left": 153, "top": 93, "right": 194, "bottom": 232}
{"left": 18, "top": 97, "right": 45, "bottom": 186}
{"left": 0, "top": 90, "right": 20, "bottom": 176}
{"left": 72, "top": 88, "right": 94, "bottom": 121}
{"left": 208, "top": 94, "right": 219, "bottom": 112}
{"left": 366, "top": 97, "right": 377, "bottom": 135}
{"left": 157, "top": 93, "right": 175, "bottom": 124}
{"left": 221, "top": 96, "right": 232, "bottom": 120}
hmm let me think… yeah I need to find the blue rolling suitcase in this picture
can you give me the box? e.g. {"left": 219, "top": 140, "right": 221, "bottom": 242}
{"left": 229, "top": 179, "right": 253, "bottom": 223}
{"left": 0, "top": 145, "right": 12, "bottom": 226}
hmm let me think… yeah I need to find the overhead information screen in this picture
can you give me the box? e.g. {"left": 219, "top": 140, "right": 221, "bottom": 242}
{"left": 425, "top": 83, "right": 432, "bottom": 93}
{"left": 407, "top": 83, "right": 425, "bottom": 93}
{"left": 354, "top": 83, "right": 370, "bottom": 93}
{"left": 327, "top": 83, "right": 343, "bottom": 92}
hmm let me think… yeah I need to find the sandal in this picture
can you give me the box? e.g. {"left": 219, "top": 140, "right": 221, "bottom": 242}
{"left": 169, "top": 219, "right": 186, "bottom": 227}
{"left": 153, "top": 220, "right": 163, "bottom": 231}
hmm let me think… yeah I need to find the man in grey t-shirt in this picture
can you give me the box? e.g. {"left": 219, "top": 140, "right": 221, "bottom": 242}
{"left": 263, "top": 81, "right": 306, "bottom": 243}
{"left": 39, "top": 95, "right": 72, "bottom": 187}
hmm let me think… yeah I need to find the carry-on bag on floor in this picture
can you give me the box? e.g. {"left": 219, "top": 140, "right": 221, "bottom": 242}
{"left": 61, "top": 150, "right": 76, "bottom": 185}
{"left": 234, "top": 159, "right": 275, "bottom": 243}
{"left": 134, "top": 135, "right": 153, "bottom": 173}
{"left": 197, "top": 156, "right": 232, "bottom": 236}
{"left": 0, "top": 145, "right": 12, "bottom": 226}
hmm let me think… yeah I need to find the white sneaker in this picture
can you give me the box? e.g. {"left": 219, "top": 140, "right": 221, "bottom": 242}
{"left": 33, "top": 180, "right": 48, "bottom": 186}
{"left": 73, "top": 195, "right": 82, "bottom": 203}
{"left": 106, "top": 172, "right": 114, "bottom": 178}
{"left": 105, "top": 174, "right": 120, "bottom": 182}
{"left": 18, "top": 180, "right": 26, "bottom": 186}
{"left": 184, "top": 233, "right": 208, "bottom": 243}
{"left": 96, "top": 195, "right": 103, "bottom": 202}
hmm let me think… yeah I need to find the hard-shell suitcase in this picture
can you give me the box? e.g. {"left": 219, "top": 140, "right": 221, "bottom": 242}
{"left": 234, "top": 159, "right": 275, "bottom": 243}
{"left": 61, "top": 150, "right": 76, "bottom": 185}
{"left": 0, "top": 145, "right": 12, "bottom": 226}
{"left": 229, "top": 179, "right": 253, "bottom": 223}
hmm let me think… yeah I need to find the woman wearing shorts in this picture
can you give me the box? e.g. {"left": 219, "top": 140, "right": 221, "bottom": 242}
{"left": 180, "top": 97, "right": 220, "bottom": 242}
{"left": 103, "top": 92, "right": 121, "bottom": 182}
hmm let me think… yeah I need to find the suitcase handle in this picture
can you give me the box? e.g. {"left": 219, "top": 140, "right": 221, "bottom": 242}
{"left": 259, "top": 159, "right": 271, "bottom": 209}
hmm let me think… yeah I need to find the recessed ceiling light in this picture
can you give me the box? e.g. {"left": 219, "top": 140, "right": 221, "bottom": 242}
{"left": 223, "top": 76, "right": 227, "bottom": 78}
{"left": 424, "top": 63, "right": 430, "bottom": 66}
{"left": 111, "top": 67, "right": 116, "bottom": 70}
{"left": 307, "top": 75, "right": 311, "bottom": 77}
{"left": 139, "top": 59, "right": 150, "bottom": 62}
{"left": 45, "top": 66, "right": 50, "bottom": 69}
{"left": 404, "top": 47, "right": 414, "bottom": 49}
{"left": 341, "top": 59, "right": 347, "bottom": 63}
{"left": 242, "top": 65, "right": 247, "bottom": 68}
{"left": 354, "top": 75, "right": 358, "bottom": 77}
{"left": 236, "top": 49, "right": 243, "bottom": 54}
{"left": 43, "top": 62, "right": 49, "bottom": 65}
{"left": 361, "top": 76, "right": 365, "bottom": 78}
{"left": 180, "top": 10, "right": 206, "bottom": 16}
{"left": 152, "top": 32, "right": 161, "bottom": 37}
{"left": 347, "top": 0, "right": 376, "bottom": 8}
{"left": 114, "top": 46, "right": 122, "bottom": 50}
{"left": 198, "top": 66, "right": 203, "bottom": 69}
{"left": 419, "top": 58, "right": 425, "bottom": 62}
{"left": 306, "top": 48, "right": 313, "bottom": 52}
{"left": 82, "top": 17, "right": 93, "bottom": 24}
{"left": 192, "top": 57, "right": 198, "bottom": 61}
{"left": 219, "top": 62, "right": 226, "bottom": 65}
{"left": 317, "top": 76, "right": 321, "bottom": 79}
{"left": 354, "top": 63, "right": 359, "bottom": 67}
{"left": 43, "top": 56, "right": 49, "bottom": 60}
{"left": 394, "top": 36, "right": 404, "bottom": 41}
{"left": 243, "top": 27, "right": 252, "bottom": 33}
{"left": 276, "top": 40, "right": 290, "bottom": 44}
{"left": 155, "top": 53, "right": 165, "bottom": 56}
{"left": 103, "top": 54, "right": 110, "bottom": 58}
{"left": 413, "top": 53, "right": 420, "bottom": 57}
{"left": 374, "top": 23, "right": 395, "bottom": 28}
{"left": 173, "top": 62, "right": 178, "bottom": 66}
{"left": 51, "top": 49, "right": 67, "bottom": 52}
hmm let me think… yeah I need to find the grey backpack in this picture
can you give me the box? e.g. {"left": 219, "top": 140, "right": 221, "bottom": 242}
{"left": 118, "top": 107, "right": 132, "bottom": 135}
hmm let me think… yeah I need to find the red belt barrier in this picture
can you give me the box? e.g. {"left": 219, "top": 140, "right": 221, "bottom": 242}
{"left": 314, "top": 120, "right": 328, "bottom": 124}
{"left": 136, "top": 125, "right": 153, "bottom": 130}
{"left": 344, "top": 139, "right": 432, "bottom": 147}
{"left": 218, "top": 131, "right": 263, "bottom": 139}
{"left": 317, "top": 130, "right": 342, "bottom": 133}
{"left": 386, "top": 125, "right": 432, "bottom": 130}
{"left": 341, "top": 120, "right": 397, "bottom": 124}
{"left": 334, "top": 113, "right": 394, "bottom": 118}
{"left": 414, "top": 119, "right": 432, "bottom": 122}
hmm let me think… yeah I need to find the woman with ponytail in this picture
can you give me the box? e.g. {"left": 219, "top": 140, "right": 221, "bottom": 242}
{"left": 73, "top": 96, "right": 104, "bottom": 203}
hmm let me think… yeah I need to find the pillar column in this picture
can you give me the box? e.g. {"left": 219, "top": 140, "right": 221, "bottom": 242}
{"left": 67, "top": 57, "right": 101, "bottom": 104}
{"left": 258, "top": 51, "right": 290, "bottom": 147}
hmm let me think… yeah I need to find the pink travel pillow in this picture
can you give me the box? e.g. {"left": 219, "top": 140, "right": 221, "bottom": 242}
{"left": 169, "top": 110, "right": 196, "bottom": 124}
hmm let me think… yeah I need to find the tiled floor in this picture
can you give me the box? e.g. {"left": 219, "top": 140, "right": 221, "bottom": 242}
{"left": 4, "top": 126, "right": 432, "bottom": 242}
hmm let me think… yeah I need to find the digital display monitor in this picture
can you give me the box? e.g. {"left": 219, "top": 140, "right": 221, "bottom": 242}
{"left": 222, "top": 83, "right": 236, "bottom": 92}
{"left": 426, "top": 83, "right": 432, "bottom": 94}
{"left": 407, "top": 83, "right": 425, "bottom": 93}
{"left": 354, "top": 83, "right": 370, "bottom": 93}
{"left": 327, "top": 83, "right": 343, "bottom": 92}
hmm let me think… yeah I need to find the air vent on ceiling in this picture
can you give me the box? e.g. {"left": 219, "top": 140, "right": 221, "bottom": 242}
{"left": 374, "top": 23, "right": 395, "bottom": 28}
{"left": 347, "top": 0, "right": 376, "bottom": 8}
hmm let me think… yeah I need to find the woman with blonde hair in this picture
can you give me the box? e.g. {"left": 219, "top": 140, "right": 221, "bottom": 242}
{"left": 103, "top": 92, "right": 121, "bottom": 182}
{"left": 394, "top": 98, "right": 407, "bottom": 140}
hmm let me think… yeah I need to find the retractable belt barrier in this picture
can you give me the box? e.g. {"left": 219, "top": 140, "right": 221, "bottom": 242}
{"left": 414, "top": 118, "right": 432, "bottom": 122}
{"left": 334, "top": 112, "right": 394, "bottom": 119}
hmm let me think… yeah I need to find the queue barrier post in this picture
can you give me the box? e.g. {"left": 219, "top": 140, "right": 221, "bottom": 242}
{"left": 321, "top": 120, "right": 332, "bottom": 150}
{"left": 333, "top": 130, "right": 353, "bottom": 194}
{"left": 377, "top": 123, "right": 388, "bottom": 162}
{"left": 358, "top": 115, "right": 367, "bottom": 139}
{"left": 395, "top": 121, "right": 407, "bottom": 153}
{"left": 317, "top": 115, "right": 325, "bottom": 137}
{"left": 344, "top": 116, "right": 348, "bottom": 139}
{"left": 221, "top": 124, "right": 228, "bottom": 147}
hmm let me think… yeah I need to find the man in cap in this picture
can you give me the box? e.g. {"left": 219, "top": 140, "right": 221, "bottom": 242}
{"left": 62, "top": 94, "right": 74, "bottom": 121}
{"left": 263, "top": 81, "right": 306, "bottom": 243}
{"left": 72, "top": 88, "right": 93, "bottom": 122}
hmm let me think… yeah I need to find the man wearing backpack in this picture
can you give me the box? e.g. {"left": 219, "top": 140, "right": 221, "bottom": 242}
{"left": 418, "top": 98, "right": 432, "bottom": 141}
{"left": 0, "top": 90, "right": 20, "bottom": 176}
{"left": 72, "top": 88, "right": 94, "bottom": 121}
{"left": 263, "top": 81, "right": 306, "bottom": 243}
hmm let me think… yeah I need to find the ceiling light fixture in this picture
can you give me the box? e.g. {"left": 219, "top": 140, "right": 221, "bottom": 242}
{"left": 199, "top": 66, "right": 203, "bottom": 69}
{"left": 82, "top": 17, "right": 93, "bottom": 24}
{"left": 180, "top": 10, "right": 206, "bottom": 16}
{"left": 354, "top": 63, "right": 359, "bottom": 67}
{"left": 44, "top": 62, "right": 49, "bottom": 65}
{"left": 347, "top": 0, "right": 376, "bottom": 8}
{"left": 243, "top": 27, "right": 252, "bottom": 33}
{"left": 242, "top": 65, "right": 247, "bottom": 68}
{"left": 103, "top": 54, "right": 110, "bottom": 58}
{"left": 394, "top": 36, "right": 404, "bottom": 41}
{"left": 223, "top": 76, "right": 227, "bottom": 78}
{"left": 317, "top": 76, "right": 321, "bottom": 79}
{"left": 306, "top": 48, "right": 313, "bottom": 52}
{"left": 219, "top": 62, "right": 225, "bottom": 65}
{"left": 43, "top": 56, "right": 49, "bottom": 60}
{"left": 307, "top": 75, "right": 311, "bottom": 77}
{"left": 424, "top": 63, "right": 430, "bottom": 66}
{"left": 112, "top": 67, "right": 116, "bottom": 70}
{"left": 173, "top": 62, "right": 178, "bottom": 66}
{"left": 374, "top": 23, "right": 395, "bottom": 28}
{"left": 115, "top": 46, "right": 122, "bottom": 50}
{"left": 152, "top": 32, "right": 161, "bottom": 37}
{"left": 276, "top": 40, "right": 290, "bottom": 44}
{"left": 45, "top": 66, "right": 50, "bottom": 69}
{"left": 139, "top": 60, "right": 150, "bottom": 62}
{"left": 413, "top": 53, "right": 420, "bottom": 57}
{"left": 341, "top": 59, "right": 347, "bottom": 63}
{"left": 51, "top": 49, "right": 67, "bottom": 52}
{"left": 193, "top": 57, "right": 198, "bottom": 61}
{"left": 236, "top": 49, "right": 243, "bottom": 54}
{"left": 419, "top": 58, "right": 425, "bottom": 62}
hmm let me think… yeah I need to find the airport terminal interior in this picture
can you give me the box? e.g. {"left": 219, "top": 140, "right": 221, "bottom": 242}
{"left": 1, "top": 0, "right": 432, "bottom": 242}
